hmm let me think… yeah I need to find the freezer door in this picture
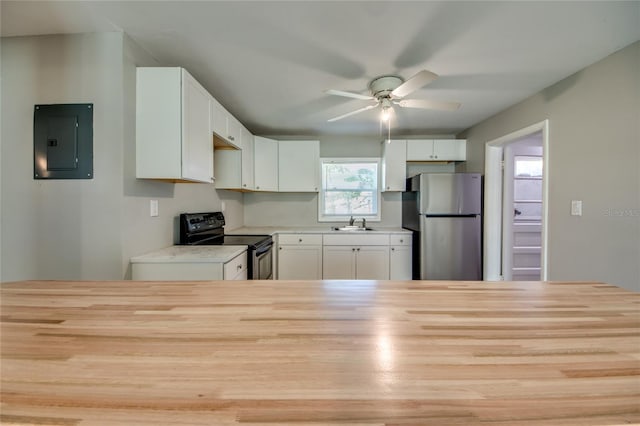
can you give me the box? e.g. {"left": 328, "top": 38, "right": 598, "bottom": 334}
{"left": 418, "top": 173, "right": 481, "bottom": 215}
{"left": 420, "top": 215, "right": 482, "bottom": 280}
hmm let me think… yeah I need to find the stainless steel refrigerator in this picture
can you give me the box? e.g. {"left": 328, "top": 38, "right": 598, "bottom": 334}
{"left": 402, "top": 173, "right": 482, "bottom": 280}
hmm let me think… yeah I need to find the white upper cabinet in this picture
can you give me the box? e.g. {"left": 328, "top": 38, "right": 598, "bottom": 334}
{"left": 254, "top": 136, "right": 278, "bottom": 191}
{"left": 240, "top": 125, "right": 254, "bottom": 190}
{"left": 278, "top": 140, "right": 320, "bottom": 192}
{"left": 213, "top": 149, "right": 241, "bottom": 189}
{"left": 210, "top": 97, "right": 241, "bottom": 147}
{"left": 136, "top": 67, "right": 213, "bottom": 183}
{"left": 382, "top": 139, "right": 407, "bottom": 191}
{"left": 406, "top": 139, "right": 466, "bottom": 161}
{"left": 214, "top": 125, "right": 255, "bottom": 190}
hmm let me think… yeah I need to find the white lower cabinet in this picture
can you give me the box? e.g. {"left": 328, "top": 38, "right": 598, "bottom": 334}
{"left": 131, "top": 251, "right": 247, "bottom": 281}
{"left": 322, "top": 234, "right": 390, "bottom": 280}
{"left": 277, "top": 234, "right": 322, "bottom": 279}
{"left": 389, "top": 234, "right": 412, "bottom": 280}
{"left": 223, "top": 251, "right": 249, "bottom": 280}
{"left": 276, "top": 232, "right": 411, "bottom": 280}
{"left": 322, "top": 246, "right": 389, "bottom": 280}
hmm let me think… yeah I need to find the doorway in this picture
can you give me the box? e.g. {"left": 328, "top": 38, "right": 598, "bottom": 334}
{"left": 483, "top": 120, "right": 549, "bottom": 281}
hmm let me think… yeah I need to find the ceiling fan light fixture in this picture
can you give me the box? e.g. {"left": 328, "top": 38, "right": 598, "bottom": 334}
{"left": 381, "top": 107, "right": 391, "bottom": 122}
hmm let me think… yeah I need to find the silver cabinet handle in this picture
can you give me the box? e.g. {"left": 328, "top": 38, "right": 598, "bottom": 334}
{"left": 352, "top": 248, "right": 355, "bottom": 252}
{"left": 392, "top": 247, "right": 395, "bottom": 251}
{"left": 237, "top": 264, "right": 242, "bottom": 270}
{"left": 229, "top": 136, "right": 235, "bottom": 141}
{"left": 356, "top": 248, "right": 360, "bottom": 251}
{"left": 400, "top": 239, "right": 403, "bottom": 243}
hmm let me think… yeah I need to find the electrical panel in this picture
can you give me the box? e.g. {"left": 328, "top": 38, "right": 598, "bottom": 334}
{"left": 33, "top": 104, "right": 93, "bottom": 179}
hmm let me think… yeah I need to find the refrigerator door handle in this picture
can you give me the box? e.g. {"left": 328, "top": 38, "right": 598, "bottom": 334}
{"left": 425, "top": 214, "right": 478, "bottom": 218}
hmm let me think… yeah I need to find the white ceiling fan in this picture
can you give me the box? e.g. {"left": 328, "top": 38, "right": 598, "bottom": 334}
{"left": 325, "top": 70, "right": 460, "bottom": 123}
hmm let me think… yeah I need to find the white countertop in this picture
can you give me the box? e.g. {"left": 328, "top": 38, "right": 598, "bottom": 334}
{"left": 130, "top": 245, "right": 247, "bottom": 264}
{"left": 226, "top": 226, "right": 411, "bottom": 235}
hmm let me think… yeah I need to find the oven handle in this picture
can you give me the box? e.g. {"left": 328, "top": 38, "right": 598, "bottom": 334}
{"left": 254, "top": 241, "right": 273, "bottom": 257}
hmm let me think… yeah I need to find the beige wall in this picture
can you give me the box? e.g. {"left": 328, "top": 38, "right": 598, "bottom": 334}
{"left": 458, "top": 41, "right": 640, "bottom": 291}
{"left": 0, "top": 33, "right": 243, "bottom": 281}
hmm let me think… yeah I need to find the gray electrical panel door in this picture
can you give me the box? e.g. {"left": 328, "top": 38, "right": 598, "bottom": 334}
{"left": 34, "top": 104, "right": 93, "bottom": 179}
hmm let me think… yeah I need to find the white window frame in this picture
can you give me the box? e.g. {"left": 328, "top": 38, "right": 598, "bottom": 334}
{"left": 318, "top": 158, "right": 381, "bottom": 222}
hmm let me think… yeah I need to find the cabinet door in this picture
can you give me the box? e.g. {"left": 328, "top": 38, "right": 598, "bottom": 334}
{"left": 433, "top": 139, "right": 466, "bottom": 161}
{"left": 322, "top": 246, "right": 355, "bottom": 279}
{"left": 182, "top": 70, "right": 214, "bottom": 183}
{"left": 390, "top": 246, "right": 412, "bottom": 280}
{"left": 213, "top": 149, "right": 241, "bottom": 189}
{"left": 227, "top": 114, "right": 241, "bottom": 146}
{"left": 406, "top": 139, "right": 434, "bottom": 161}
{"left": 382, "top": 139, "right": 406, "bottom": 191}
{"left": 278, "top": 245, "right": 322, "bottom": 280}
{"left": 240, "top": 126, "right": 254, "bottom": 190}
{"left": 136, "top": 67, "right": 182, "bottom": 179}
{"left": 210, "top": 97, "right": 228, "bottom": 141}
{"left": 278, "top": 140, "right": 319, "bottom": 192}
{"left": 254, "top": 136, "right": 278, "bottom": 191}
{"left": 356, "top": 246, "right": 389, "bottom": 279}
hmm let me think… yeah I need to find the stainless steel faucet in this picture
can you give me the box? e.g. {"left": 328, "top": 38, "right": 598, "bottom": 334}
{"left": 349, "top": 216, "right": 355, "bottom": 226}
{"left": 361, "top": 218, "right": 366, "bottom": 229}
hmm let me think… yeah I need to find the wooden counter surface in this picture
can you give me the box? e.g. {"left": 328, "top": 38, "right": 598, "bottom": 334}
{"left": 1, "top": 280, "right": 639, "bottom": 425}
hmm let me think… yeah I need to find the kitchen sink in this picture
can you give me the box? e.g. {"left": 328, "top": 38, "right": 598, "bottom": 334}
{"left": 332, "top": 226, "right": 374, "bottom": 231}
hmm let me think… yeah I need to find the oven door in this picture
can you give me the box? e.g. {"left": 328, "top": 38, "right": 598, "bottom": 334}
{"left": 253, "top": 243, "right": 273, "bottom": 280}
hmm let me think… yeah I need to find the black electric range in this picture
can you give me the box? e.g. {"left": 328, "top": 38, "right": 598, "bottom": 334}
{"left": 179, "top": 212, "right": 273, "bottom": 279}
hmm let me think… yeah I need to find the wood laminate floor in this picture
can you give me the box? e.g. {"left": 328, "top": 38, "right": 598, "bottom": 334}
{"left": 1, "top": 280, "right": 639, "bottom": 425}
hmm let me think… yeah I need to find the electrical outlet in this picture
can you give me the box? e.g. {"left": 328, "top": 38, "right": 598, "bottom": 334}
{"left": 150, "top": 199, "right": 159, "bottom": 217}
{"left": 571, "top": 200, "right": 582, "bottom": 216}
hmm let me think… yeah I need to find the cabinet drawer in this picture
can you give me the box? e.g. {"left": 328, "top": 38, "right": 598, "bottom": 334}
{"left": 323, "top": 233, "right": 390, "bottom": 246}
{"left": 390, "top": 234, "right": 412, "bottom": 246}
{"left": 279, "top": 234, "right": 323, "bottom": 245}
{"left": 223, "top": 252, "right": 247, "bottom": 279}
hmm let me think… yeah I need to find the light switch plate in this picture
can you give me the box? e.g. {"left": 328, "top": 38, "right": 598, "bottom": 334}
{"left": 150, "top": 199, "right": 159, "bottom": 217}
{"left": 571, "top": 200, "right": 582, "bottom": 216}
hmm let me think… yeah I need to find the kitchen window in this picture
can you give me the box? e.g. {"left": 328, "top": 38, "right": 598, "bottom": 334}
{"left": 318, "top": 158, "right": 381, "bottom": 222}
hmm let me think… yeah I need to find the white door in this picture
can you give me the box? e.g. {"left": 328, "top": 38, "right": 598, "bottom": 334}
{"left": 356, "top": 246, "right": 389, "bottom": 280}
{"left": 240, "top": 126, "right": 254, "bottom": 190}
{"left": 182, "top": 70, "right": 213, "bottom": 183}
{"left": 278, "top": 140, "right": 319, "bottom": 192}
{"left": 254, "top": 136, "right": 279, "bottom": 191}
{"left": 390, "top": 245, "right": 412, "bottom": 280}
{"left": 278, "top": 246, "right": 322, "bottom": 280}
{"left": 323, "top": 246, "right": 355, "bottom": 279}
{"left": 502, "top": 138, "right": 543, "bottom": 281}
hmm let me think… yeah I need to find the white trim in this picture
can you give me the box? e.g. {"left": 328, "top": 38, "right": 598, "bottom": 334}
{"left": 317, "top": 158, "right": 382, "bottom": 223}
{"left": 484, "top": 120, "right": 550, "bottom": 281}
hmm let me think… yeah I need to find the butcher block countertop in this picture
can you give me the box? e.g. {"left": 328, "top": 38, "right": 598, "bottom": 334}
{"left": 1, "top": 280, "right": 639, "bottom": 425}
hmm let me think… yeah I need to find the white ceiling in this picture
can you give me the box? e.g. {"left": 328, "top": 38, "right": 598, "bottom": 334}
{"left": 2, "top": 1, "right": 639, "bottom": 137}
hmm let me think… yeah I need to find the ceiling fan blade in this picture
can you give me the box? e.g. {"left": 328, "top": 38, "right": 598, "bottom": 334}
{"left": 324, "top": 89, "right": 374, "bottom": 101}
{"left": 391, "top": 70, "right": 438, "bottom": 98}
{"left": 327, "top": 104, "right": 378, "bottom": 122}
{"left": 395, "top": 99, "right": 461, "bottom": 111}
